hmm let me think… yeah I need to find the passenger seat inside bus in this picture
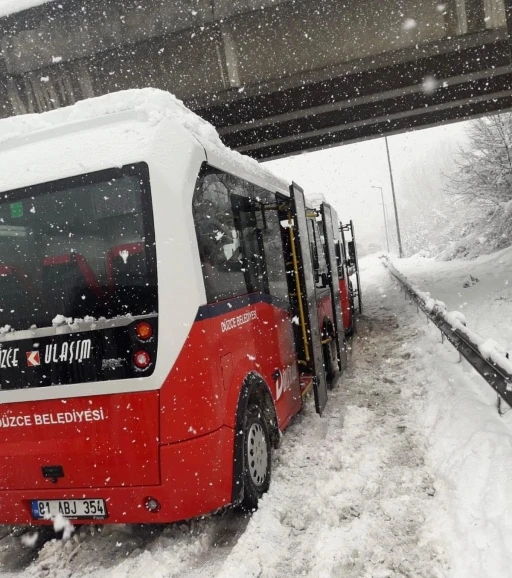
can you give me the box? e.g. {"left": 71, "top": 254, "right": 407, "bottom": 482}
{"left": 0, "top": 265, "right": 36, "bottom": 323}
{"left": 42, "top": 253, "right": 102, "bottom": 319}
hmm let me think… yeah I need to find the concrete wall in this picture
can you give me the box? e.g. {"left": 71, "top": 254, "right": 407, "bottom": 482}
{"left": 229, "top": 0, "right": 449, "bottom": 85}
{"left": 0, "top": 0, "right": 291, "bottom": 75}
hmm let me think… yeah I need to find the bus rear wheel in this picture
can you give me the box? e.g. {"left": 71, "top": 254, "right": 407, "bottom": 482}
{"left": 242, "top": 406, "right": 271, "bottom": 510}
{"left": 323, "top": 337, "right": 337, "bottom": 385}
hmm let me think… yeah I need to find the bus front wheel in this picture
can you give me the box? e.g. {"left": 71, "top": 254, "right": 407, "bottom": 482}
{"left": 241, "top": 405, "right": 271, "bottom": 510}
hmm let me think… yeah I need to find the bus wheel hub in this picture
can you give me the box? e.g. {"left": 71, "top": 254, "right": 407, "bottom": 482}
{"left": 247, "top": 422, "right": 268, "bottom": 487}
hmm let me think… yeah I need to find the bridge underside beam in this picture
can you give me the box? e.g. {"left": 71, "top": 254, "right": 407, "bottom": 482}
{"left": 196, "top": 32, "right": 512, "bottom": 159}
{"left": 238, "top": 90, "right": 512, "bottom": 160}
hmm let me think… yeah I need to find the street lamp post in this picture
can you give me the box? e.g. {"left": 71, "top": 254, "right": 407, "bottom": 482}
{"left": 384, "top": 136, "right": 404, "bottom": 258}
{"left": 371, "top": 185, "right": 390, "bottom": 253}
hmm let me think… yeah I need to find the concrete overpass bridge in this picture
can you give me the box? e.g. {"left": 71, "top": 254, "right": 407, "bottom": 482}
{"left": 0, "top": 0, "right": 511, "bottom": 160}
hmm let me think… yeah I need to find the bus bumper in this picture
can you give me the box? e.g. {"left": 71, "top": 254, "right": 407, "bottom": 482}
{"left": 0, "top": 425, "right": 235, "bottom": 525}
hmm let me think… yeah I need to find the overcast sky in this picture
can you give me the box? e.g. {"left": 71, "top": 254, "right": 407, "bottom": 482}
{"left": 267, "top": 120, "right": 469, "bottom": 253}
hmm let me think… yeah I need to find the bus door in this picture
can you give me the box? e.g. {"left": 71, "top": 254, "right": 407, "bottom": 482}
{"left": 289, "top": 183, "right": 328, "bottom": 415}
{"left": 341, "top": 220, "right": 363, "bottom": 313}
{"left": 334, "top": 228, "right": 353, "bottom": 333}
{"left": 320, "top": 203, "right": 348, "bottom": 374}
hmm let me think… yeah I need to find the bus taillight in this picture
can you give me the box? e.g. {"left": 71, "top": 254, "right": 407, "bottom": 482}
{"left": 133, "top": 350, "right": 151, "bottom": 369}
{"left": 135, "top": 321, "right": 153, "bottom": 341}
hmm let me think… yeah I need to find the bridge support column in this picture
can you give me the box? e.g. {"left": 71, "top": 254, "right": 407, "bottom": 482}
{"left": 506, "top": 0, "right": 512, "bottom": 59}
{"left": 219, "top": 23, "right": 241, "bottom": 89}
{"left": 465, "top": 0, "right": 486, "bottom": 32}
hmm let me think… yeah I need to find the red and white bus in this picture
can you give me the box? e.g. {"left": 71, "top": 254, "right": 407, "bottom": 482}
{"left": 0, "top": 89, "right": 358, "bottom": 526}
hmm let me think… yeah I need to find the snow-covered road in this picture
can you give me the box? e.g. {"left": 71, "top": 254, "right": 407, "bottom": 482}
{"left": 3, "top": 255, "right": 512, "bottom": 577}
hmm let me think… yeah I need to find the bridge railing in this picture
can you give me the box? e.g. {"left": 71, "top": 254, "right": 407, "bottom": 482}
{"left": 382, "top": 256, "right": 512, "bottom": 409}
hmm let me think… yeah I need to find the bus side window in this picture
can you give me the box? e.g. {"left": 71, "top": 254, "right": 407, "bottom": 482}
{"left": 306, "top": 217, "right": 329, "bottom": 284}
{"left": 306, "top": 219, "right": 319, "bottom": 273}
{"left": 232, "top": 193, "right": 266, "bottom": 295}
{"left": 238, "top": 192, "right": 289, "bottom": 302}
{"left": 259, "top": 203, "right": 289, "bottom": 302}
{"left": 313, "top": 220, "right": 328, "bottom": 277}
{"left": 335, "top": 241, "right": 345, "bottom": 280}
{"left": 193, "top": 172, "right": 248, "bottom": 302}
{"left": 192, "top": 166, "right": 289, "bottom": 305}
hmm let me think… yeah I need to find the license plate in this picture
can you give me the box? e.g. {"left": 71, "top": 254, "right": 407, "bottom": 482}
{"left": 31, "top": 499, "right": 107, "bottom": 520}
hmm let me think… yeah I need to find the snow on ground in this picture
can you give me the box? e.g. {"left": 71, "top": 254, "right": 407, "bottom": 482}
{"left": 395, "top": 247, "right": 512, "bottom": 354}
{"left": 2, "top": 255, "right": 512, "bottom": 577}
{"left": 419, "top": 326, "right": 512, "bottom": 578}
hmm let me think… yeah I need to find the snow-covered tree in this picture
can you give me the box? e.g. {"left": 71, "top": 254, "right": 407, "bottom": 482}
{"left": 442, "top": 114, "right": 512, "bottom": 258}
{"left": 447, "top": 114, "right": 512, "bottom": 208}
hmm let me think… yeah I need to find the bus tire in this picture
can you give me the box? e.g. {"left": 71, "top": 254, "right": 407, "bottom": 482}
{"left": 345, "top": 311, "right": 356, "bottom": 338}
{"left": 241, "top": 404, "right": 271, "bottom": 510}
{"left": 323, "top": 337, "right": 337, "bottom": 385}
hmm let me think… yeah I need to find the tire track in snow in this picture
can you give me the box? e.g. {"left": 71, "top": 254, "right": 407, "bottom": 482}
{"left": 0, "top": 511, "right": 252, "bottom": 578}
{"left": 207, "top": 259, "right": 448, "bottom": 578}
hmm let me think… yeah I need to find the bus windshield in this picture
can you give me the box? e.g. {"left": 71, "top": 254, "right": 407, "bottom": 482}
{"left": 0, "top": 163, "right": 157, "bottom": 333}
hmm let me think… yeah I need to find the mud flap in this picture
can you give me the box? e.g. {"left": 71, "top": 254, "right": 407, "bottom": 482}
{"left": 290, "top": 182, "right": 328, "bottom": 415}
{"left": 321, "top": 203, "right": 348, "bottom": 374}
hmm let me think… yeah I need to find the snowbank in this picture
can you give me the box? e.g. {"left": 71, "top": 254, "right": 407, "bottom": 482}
{"left": 420, "top": 322, "right": 512, "bottom": 578}
{"left": 439, "top": 207, "right": 512, "bottom": 260}
{"left": 397, "top": 246, "right": 512, "bottom": 354}
{"left": 386, "top": 257, "right": 512, "bottom": 381}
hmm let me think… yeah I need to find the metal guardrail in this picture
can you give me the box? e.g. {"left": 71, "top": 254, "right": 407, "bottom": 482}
{"left": 382, "top": 257, "right": 512, "bottom": 407}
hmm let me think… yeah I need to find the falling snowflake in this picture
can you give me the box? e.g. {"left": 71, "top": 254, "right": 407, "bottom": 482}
{"left": 21, "top": 532, "right": 39, "bottom": 548}
{"left": 402, "top": 18, "right": 417, "bottom": 31}
{"left": 422, "top": 76, "right": 439, "bottom": 95}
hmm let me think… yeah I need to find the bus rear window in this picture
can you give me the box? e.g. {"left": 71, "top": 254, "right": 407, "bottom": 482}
{"left": 0, "top": 163, "right": 157, "bottom": 331}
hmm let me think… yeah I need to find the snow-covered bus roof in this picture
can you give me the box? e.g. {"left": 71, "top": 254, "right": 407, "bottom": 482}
{"left": 0, "top": 88, "right": 290, "bottom": 196}
{"left": 0, "top": 0, "right": 56, "bottom": 18}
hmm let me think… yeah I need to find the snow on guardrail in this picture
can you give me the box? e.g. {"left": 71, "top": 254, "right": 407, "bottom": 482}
{"left": 382, "top": 256, "right": 512, "bottom": 404}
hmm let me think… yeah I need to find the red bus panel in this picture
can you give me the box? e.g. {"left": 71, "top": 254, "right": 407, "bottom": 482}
{"left": 0, "top": 392, "right": 160, "bottom": 491}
